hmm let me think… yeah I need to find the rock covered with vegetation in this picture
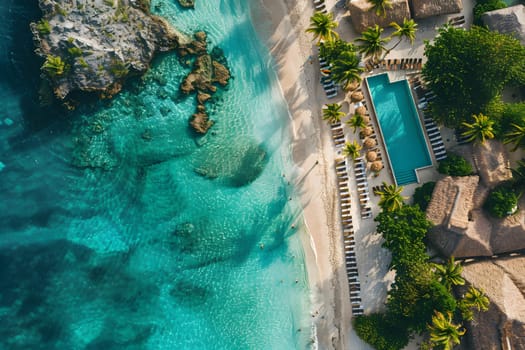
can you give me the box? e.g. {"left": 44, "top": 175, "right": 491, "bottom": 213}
{"left": 31, "top": 0, "right": 190, "bottom": 100}
{"left": 178, "top": 0, "right": 195, "bottom": 8}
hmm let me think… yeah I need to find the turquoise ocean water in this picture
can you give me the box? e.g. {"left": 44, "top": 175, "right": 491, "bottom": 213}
{"left": 0, "top": 1, "right": 312, "bottom": 348}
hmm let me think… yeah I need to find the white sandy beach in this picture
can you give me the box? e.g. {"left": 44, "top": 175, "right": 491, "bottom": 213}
{"left": 251, "top": 0, "right": 362, "bottom": 348}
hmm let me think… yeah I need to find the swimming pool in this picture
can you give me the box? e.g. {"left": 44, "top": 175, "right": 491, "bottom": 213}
{"left": 366, "top": 73, "right": 432, "bottom": 185}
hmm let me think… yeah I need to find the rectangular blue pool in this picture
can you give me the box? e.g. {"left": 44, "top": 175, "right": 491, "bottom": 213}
{"left": 366, "top": 73, "right": 432, "bottom": 185}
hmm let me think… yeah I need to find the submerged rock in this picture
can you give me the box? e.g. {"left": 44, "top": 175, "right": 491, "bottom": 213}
{"left": 30, "top": 0, "right": 190, "bottom": 100}
{"left": 178, "top": 0, "right": 196, "bottom": 9}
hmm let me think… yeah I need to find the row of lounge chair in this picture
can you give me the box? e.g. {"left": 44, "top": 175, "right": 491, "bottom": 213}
{"left": 319, "top": 59, "right": 338, "bottom": 99}
{"left": 411, "top": 77, "right": 447, "bottom": 161}
{"left": 335, "top": 158, "right": 364, "bottom": 316}
{"left": 353, "top": 158, "right": 372, "bottom": 219}
{"left": 381, "top": 58, "right": 423, "bottom": 71}
{"left": 330, "top": 120, "right": 345, "bottom": 148}
{"left": 449, "top": 15, "right": 465, "bottom": 28}
{"left": 313, "top": 0, "right": 327, "bottom": 13}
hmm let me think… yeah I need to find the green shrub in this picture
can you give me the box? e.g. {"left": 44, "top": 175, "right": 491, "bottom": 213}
{"left": 35, "top": 19, "right": 51, "bottom": 35}
{"left": 473, "top": 0, "right": 506, "bottom": 25}
{"left": 413, "top": 182, "right": 436, "bottom": 211}
{"left": 109, "top": 60, "right": 128, "bottom": 78}
{"left": 438, "top": 154, "right": 473, "bottom": 176}
{"left": 42, "top": 55, "right": 67, "bottom": 77}
{"left": 67, "top": 47, "right": 83, "bottom": 57}
{"left": 353, "top": 314, "right": 409, "bottom": 350}
{"left": 484, "top": 184, "right": 519, "bottom": 218}
{"left": 78, "top": 57, "right": 89, "bottom": 68}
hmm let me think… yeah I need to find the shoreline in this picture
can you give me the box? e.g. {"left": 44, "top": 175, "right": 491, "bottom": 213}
{"left": 250, "top": 0, "right": 351, "bottom": 348}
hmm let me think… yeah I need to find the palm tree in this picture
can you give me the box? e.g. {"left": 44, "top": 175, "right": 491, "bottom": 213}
{"left": 356, "top": 25, "right": 390, "bottom": 63}
{"left": 306, "top": 12, "right": 339, "bottom": 44}
{"left": 346, "top": 112, "right": 368, "bottom": 133}
{"left": 461, "top": 113, "right": 495, "bottom": 144}
{"left": 366, "top": 0, "right": 393, "bottom": 17}
{"left": 330, "top": 51, "right": 363, "bottom": 90}
{"left": 504, "top": 123, "right": 525, "bottom": 151}
{"left": 428, "top": 311, "right": 466, "bottom": 350}
{"left": 511, "top": 159, "right": 525, "bottom": 190}
{"left": 433, "top": 256, "right": 465, "bottom": 291}
{"left": 322, "top": 103, "right": 345, "bottom": 124}
{"left": 376, "top": 182, "right": 406, "bottom": 212}
{"left": 386, "top": 19, "right": 418, "bottom": 55}
{"left": 342, "top": 140, "right": 362, "bottom": 160}
{"left": 462, "top": 286, "right": 490, "bottom": 312}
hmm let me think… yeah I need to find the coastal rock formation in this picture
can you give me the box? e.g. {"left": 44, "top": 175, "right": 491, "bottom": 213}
{"left": 482, "top": 5, "right": 525, "bottom": 45}
{"left": 346, "top": 0, "right": 410, "bottom": 33}
{"left": 410, "top": 0, "right": 463, "bottom": 19}
{"left": 460, "top": 257, "right": 525, "bottom": 350}
{"left": 178, "top": 0, "right": 195, "bottom": 9}
{"left": 31, "top": 0, "right": 190, "bottom": 100}
{"left": 178, "top": 32, "right": 231, "bottom": 134}
{"left": 426, "top": 175, "right": 525, "bottom": 258}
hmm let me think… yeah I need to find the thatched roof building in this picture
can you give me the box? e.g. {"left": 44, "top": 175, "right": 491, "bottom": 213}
{"left": 473, "top": 140, "right": 512, "bottom": 189}
{"left": 410, "top": 0, "right": 463, "bottom": 19}
{"left": 459, "top": 257, "right": 525, "bottom": 350}
{"left": 347, "top": 0, "right": 410, "bottom": 33}
{"left": 482, "top": 5, "right": 525, "bottom": 45}
{"left": 426, "top": 175, "right": 525, "bottom": 258}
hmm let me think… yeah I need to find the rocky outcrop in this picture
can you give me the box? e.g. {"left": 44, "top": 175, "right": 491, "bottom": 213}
{"left": 178, "top": 32, "right": 231, "bottom": 134}
{"left": 178, "top": 0, "right": 195, "bottom": 9}
{"left": 31, "top": 0, "right": 190, "bottom": 100}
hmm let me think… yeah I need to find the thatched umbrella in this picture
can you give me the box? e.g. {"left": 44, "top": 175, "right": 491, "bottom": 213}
{"left": 366, "top": 151, "right": 377, "bottom": 162}
{"left": 356, "top": 106, "right": 367, "bottom": 116}
{"left": 345, "top": 80, "right": 360, "bottom": 92}
{"left": 371, "top": 160, "right": 383, "bottom": 172}
{"left": 351, "top": 91, "right": 364, "bottom": 102}
{"left": 363, "top": 137, "right": 376, "bottom": 148}
{"left": 360, "top": 126, "right": 373, "bottom": 138}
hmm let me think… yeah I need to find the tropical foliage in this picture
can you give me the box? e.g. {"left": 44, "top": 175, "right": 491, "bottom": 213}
{"left": 484, "top": 183, "right": 519, "bottom": 218}
{"left": 353, "top": 313, "right": 409, "bottom": 350}
{"left": 322, "top": 103, "right": 345, "bottom": 124}
{"left": 319, "top": 39, "right": 357, "bottom": 64}
{"left": 356, "top": 25, "right": 390, "bottom": 63}
{"left": 428, "top": 311, "right": 466, "bottom": 350}
{"left": 422, "top": 26, "right": 525, "bottom": 128}
{"left": 461, "top": 113, "right": 495, "bottom": 143}
{"left": 35, "top": 19, "right": 51, "bottom": 35}
{"left": 366, "top": 0, "right": 393, "bottom": 17}
{"left": 413, "top": 181, "right": 436, "bottom": 211}
{"left": 462, "top": 287, "right": 490, "bottom": 312}
{"left": 330, "top": 51, "right": 363, "bottom": 89}
{"left": 433, "top": 257, "right": 465, "bottom": 291}
{"left": 504, "top": 123, "right": 525, "bottom": 151}
{"left": 306, "top": 11, "right": 339, "bottom": 43}
{"left": 347, "top": 112, "right": 368, "bottom": 132}
{"left": 387, "top": 19, "right": 418, "bottom": 52}
{"left": 376, "top": 182, "right": 406, "bottom": 212}
{"left": 342, "top": 140, "right": 362, "bottom": 160}
{"left": 437, "top": 153, "right": 473, "bottom": 176}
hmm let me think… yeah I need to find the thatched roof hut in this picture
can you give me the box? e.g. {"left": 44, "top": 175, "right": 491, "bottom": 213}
{"left": 370, "top": 160, "right": 383, "bottom": 172}
{"left": 360, "top": 126, "right": 373, "bottom": 137}
{"left": 426, "top": 175, "right": 525, "bottom": 258}
{"left": 345, "top": 80, "right": 361, "bottom": 91}
{"left": 482, "top": 5, "right": 525, "bottom": 45}
{"left": 363, "top": 137, "right": 377, "bottom": 148}
{"left": 347, "top": 0, "right": 410, "bottom": 33}
{"left": 410, "top": 0, "right": 463, "bottom": 19}
{"left": 472, "top": 140, "right": 512, "bottom": 189}
{"left": 351, "top": 91, "right": 364, "bottom": 102}
{"left": 355, "top": 105, "right": 367, "bottom": 115}
{"left": 459, "top": 257, "right": 525, "bottom": 350}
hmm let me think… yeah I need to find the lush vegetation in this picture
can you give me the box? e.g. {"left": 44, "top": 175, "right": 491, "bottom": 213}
{"left": 376, "top": 182, "right": 406, "bottom": 212}
{"left": 413, "top": 181, "right": 436, "bottom": 211}
{"left": 356, "top": 25, "right": 390, "bottom": 63}
{"left": 354, "top": 202, "right": 490, "bottom": 349}
{"left": 322, "top": 103, "right": 345, "bottom": 124}
{"left": 437, "top": 153, "right": 473, "bottom": 176}
{"left": 343, "top": 140, "right": 362, "bottom": 160}
{"left": 484, "top": 183, "right": 519, "bottom": 218}
{"left": 422, "top": 26, "right": 525, "bottom": 128}
{"left": 461, "top": 113, "right": 495, "bottom": 144}
{"left": 366, "top": 0, "right": 393, "bottom": 17}
{"left": 473, "top": 0, "right": 506, "bottom": 25}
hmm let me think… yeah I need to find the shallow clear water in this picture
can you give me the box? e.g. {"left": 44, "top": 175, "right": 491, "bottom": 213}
{"left": 366, "top": 73, "right": 431, "bottom": 185}
{"left": 0, "top": 1, "right": 312, "bottom": 349}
